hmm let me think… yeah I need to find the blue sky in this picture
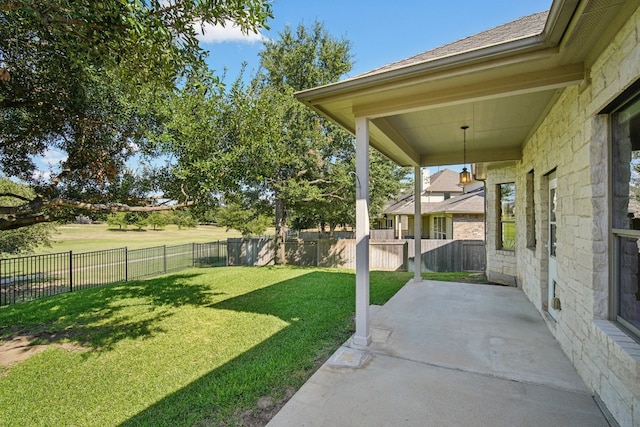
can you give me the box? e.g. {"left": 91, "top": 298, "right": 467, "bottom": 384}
{"left": 200, "top": 0, "right": 552, "bottom": 82}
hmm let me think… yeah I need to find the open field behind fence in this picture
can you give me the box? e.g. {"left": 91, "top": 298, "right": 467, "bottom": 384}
{"left": 0, "top": 241, "right": 227, "bottom": 306}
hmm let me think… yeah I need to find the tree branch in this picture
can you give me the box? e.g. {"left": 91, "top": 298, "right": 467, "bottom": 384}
{"left": 46, "top": 197, "right": 196, "bottom": 212}
{"left": 0, "top": 192, "right": 33, "bottom": 203}
{"left": 301, "top": 193, "right": 345, "bottom": 202}
{"left": 0, "top": 214, "right": 53, "bottom": 230}
{"left": 0, "top": 196, "right": 198, "bottom": 230}
{"left": 306, "top": 178, "right": 331, "bottom": 185}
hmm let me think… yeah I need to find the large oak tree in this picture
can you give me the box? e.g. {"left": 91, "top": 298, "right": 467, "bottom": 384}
{"left": 0, "top": 0, "right": 271, "bottom": 230}
{"left": 221, "top": 22, "right": 408, "bottom": 262}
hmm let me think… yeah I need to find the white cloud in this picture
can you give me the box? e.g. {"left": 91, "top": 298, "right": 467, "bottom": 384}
{"left": 42, "top": 149, "right": 67, "bottom": 165}
{"left": 30, "top": 149, "right": 67, "bottom": 180}
{"left": 195, "top": 20, "right": 267, "bottom": 44}
{"left": 125, "top": 141, "right": 140, "bottom": 155}
{"left": 32, "top": 170, "right": 51, "bottom": 181}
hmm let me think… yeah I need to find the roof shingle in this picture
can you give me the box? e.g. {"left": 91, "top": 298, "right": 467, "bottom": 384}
{"left": 359, "top": 11, "right": 549, "bottom": 78}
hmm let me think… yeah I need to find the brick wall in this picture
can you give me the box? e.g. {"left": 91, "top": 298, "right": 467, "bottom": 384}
{"left": 452, "top": 214, "right": 485, "bottom": 240}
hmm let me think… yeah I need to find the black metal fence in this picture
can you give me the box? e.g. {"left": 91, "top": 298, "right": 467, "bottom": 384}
{"left": 0, "top": 241, "right": 227, "bottom": 306}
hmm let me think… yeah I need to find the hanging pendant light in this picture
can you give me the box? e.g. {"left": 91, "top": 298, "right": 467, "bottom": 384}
{"left": 459, "top": 125, "right": 471, "bottom": 185}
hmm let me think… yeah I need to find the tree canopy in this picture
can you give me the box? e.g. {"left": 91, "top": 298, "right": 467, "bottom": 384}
{"left": 0, "top": 0, "right": 272, "bottom": 230}
{"left": 1, "top": 6, "right": 409, "bottom": 261}
{"left": 216, "top": 22, "right": 408, "bottom": 261}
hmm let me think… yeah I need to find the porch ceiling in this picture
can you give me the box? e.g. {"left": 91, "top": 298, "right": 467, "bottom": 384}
{"left": 296, "top": 0, "right": 633, "bottom": 167}
{"left": 305, "top": 60, "right": 582, "bottom": 167}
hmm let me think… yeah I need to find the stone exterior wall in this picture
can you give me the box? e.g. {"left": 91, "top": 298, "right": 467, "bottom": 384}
{"left": 452, "top": 214, "right": 485, "bottom": 240}
{"left": 484, "top": 7, "right": 640, "bottom": 425}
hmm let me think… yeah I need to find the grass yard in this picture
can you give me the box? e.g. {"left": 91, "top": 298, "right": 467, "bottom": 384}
{"left": 0, "top": 266, "right": 413, "bottom": 426}
{"left": 500, "top": 221, "right": 516, "bottom": 250}
{"left": 32, "top": 223, "right": 249, "bottom": 254}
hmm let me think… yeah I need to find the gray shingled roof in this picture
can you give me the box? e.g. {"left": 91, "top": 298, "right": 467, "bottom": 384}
{"left": 359, "top": 11, "right": 549, "bottom": 78}
{"left": 425, "top": 169, "right": 464, "bottom": 193}
{"left": 384, "top": 188, "right": 484, "bottom": 216}
{"left": 428, "top": 188, "right": 485, "bottom": 214}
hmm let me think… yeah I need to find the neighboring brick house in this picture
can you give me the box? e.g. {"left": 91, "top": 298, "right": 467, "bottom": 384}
{"left": 297, "top": 1, "right": 640, "bottom": 424}
{"left": 378, "top": 175, "right": 485, "bottom": 239}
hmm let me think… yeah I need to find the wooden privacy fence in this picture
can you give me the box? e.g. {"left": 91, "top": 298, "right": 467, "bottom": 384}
{"left": 407, "top": 239, "right": 486, "bottom": 272}
{"left": 227, "top": 238, "right": 485, "bottom": 272}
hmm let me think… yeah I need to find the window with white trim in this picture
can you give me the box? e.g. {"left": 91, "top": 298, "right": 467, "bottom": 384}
{"left": 526, "top": 170, "right": 536, "bottom": 249}
{"left": 433, "top": 216, "right": 447, "bottom": 239}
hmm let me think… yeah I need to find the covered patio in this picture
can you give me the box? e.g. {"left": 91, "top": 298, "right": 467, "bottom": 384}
{"left": 289, "top": 0, "right": 639, "bottom": 424}
{"left": 267, "top": 279, "right": 609, "bottom": 426}
{"left": 293, "top": 1, "right": 608, "bottom": 346}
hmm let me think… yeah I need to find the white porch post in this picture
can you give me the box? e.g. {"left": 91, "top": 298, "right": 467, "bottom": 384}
{"left": 414, "top": 166, "right": 422, "bottom": 282}
{"left": 353, "top": 116, "right": 371, "bottom": 346}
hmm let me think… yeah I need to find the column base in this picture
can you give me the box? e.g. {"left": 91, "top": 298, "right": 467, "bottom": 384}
{"left": 351, "top": 334, "right": 372, "bottom": 347}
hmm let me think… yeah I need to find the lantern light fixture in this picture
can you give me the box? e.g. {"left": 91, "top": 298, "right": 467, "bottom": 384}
{"left": 459, "top": 125, "right": 472, "bottom": 185}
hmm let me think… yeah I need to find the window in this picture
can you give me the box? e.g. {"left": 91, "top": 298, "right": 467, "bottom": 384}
{"left": 433, "top": 217, "right": 447, "bottom": 239}
{"left": 526, "top": 170, "right": 536, "bottom": 248}
{"left": 610, "top": 90, "right": 640, "bottom": 341}
{"left": 498, "top": 183, "right": 516, "bottom": 250}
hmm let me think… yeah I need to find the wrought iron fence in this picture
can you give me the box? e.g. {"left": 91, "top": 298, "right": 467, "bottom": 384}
{"left": 0, "top": 241, "right": 227, "bottom": 306}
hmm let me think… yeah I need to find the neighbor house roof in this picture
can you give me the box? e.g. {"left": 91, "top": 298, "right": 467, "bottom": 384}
{"left": 382, "top": 168, "right": 465, "bottom": 214}
{"left": 385, "top": 188, "right": 484, "bottom": 216}
{"left": 425, "top": 169, "right": 464, "bottom": 193}
{"left": 429, "top": 188, "right": 485, "bottom": 214}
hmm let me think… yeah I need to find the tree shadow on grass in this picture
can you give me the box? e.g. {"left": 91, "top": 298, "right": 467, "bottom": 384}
{"left": 0, "top": 271, "right": 223, "bottom": 351}
{"left": 120, "top": 270, "right": 407, "bottom": 426}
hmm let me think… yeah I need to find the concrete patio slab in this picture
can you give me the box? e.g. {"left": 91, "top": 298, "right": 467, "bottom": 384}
{"left": 267, "top": 280, "right": 609, "bottom": 427}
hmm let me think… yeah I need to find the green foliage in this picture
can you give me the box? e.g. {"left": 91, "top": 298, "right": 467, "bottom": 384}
{"left": 106, "top": 212, "right": 128, "bottom": 230}
{"left": 146, "top": 212, "right": 170, "bottom": 230}
{"left": 0, "top": 1, "right": 272, "bottom": 230}
{"left": 125, "top": 212, "right": 148, "bottom": 230}
{"left": 217, "top": 202, "right": 273, "bottom": 236}
{"left": 218, "top": 22, "right": 354, "bottom": 261}
{"left": 0, "top": 224, "right": 54, "bottom": 257}
{"left": 171, "top": 211, "right": 198, "bottom": 229}
{"left": 151, "top": 70, "right": 232, "bottom": 205}
{"left": 106, "top": 210, "right": 196, "bottom": 230}
{"left": 212, "top": 21, "right": 408, "bottom": 247}
{"left": 370, "top": 151, "right": 411, "bottom": 221}
{"left": 259, "top": 21, "right": 353, "bottom": 91}
{"left": 0, "top": 179, "right": 54, "bottom": 255}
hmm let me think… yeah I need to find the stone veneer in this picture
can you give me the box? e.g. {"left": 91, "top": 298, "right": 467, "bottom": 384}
{"left": 486, "top": 164, "right": 518, "bottom": 286}
{"left": 485, "top": 7, "right": 640, "bottom": 426}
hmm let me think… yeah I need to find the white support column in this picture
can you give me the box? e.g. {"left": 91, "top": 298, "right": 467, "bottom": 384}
{"left": 414, "top": 166, "right": 422, "bottom": 282}
{"left": 353, "top": 116, "right": 371, "bottom": 346}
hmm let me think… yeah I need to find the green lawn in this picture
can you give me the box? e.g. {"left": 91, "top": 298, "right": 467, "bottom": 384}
{"left": 32, "top": 223, "right": 249, "bottom": 254}
{"left": 501, "top": 221, "right": 516, "bottom": 250}
{"left": 0, "top": 266, "right": 412, "bottom": 426}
